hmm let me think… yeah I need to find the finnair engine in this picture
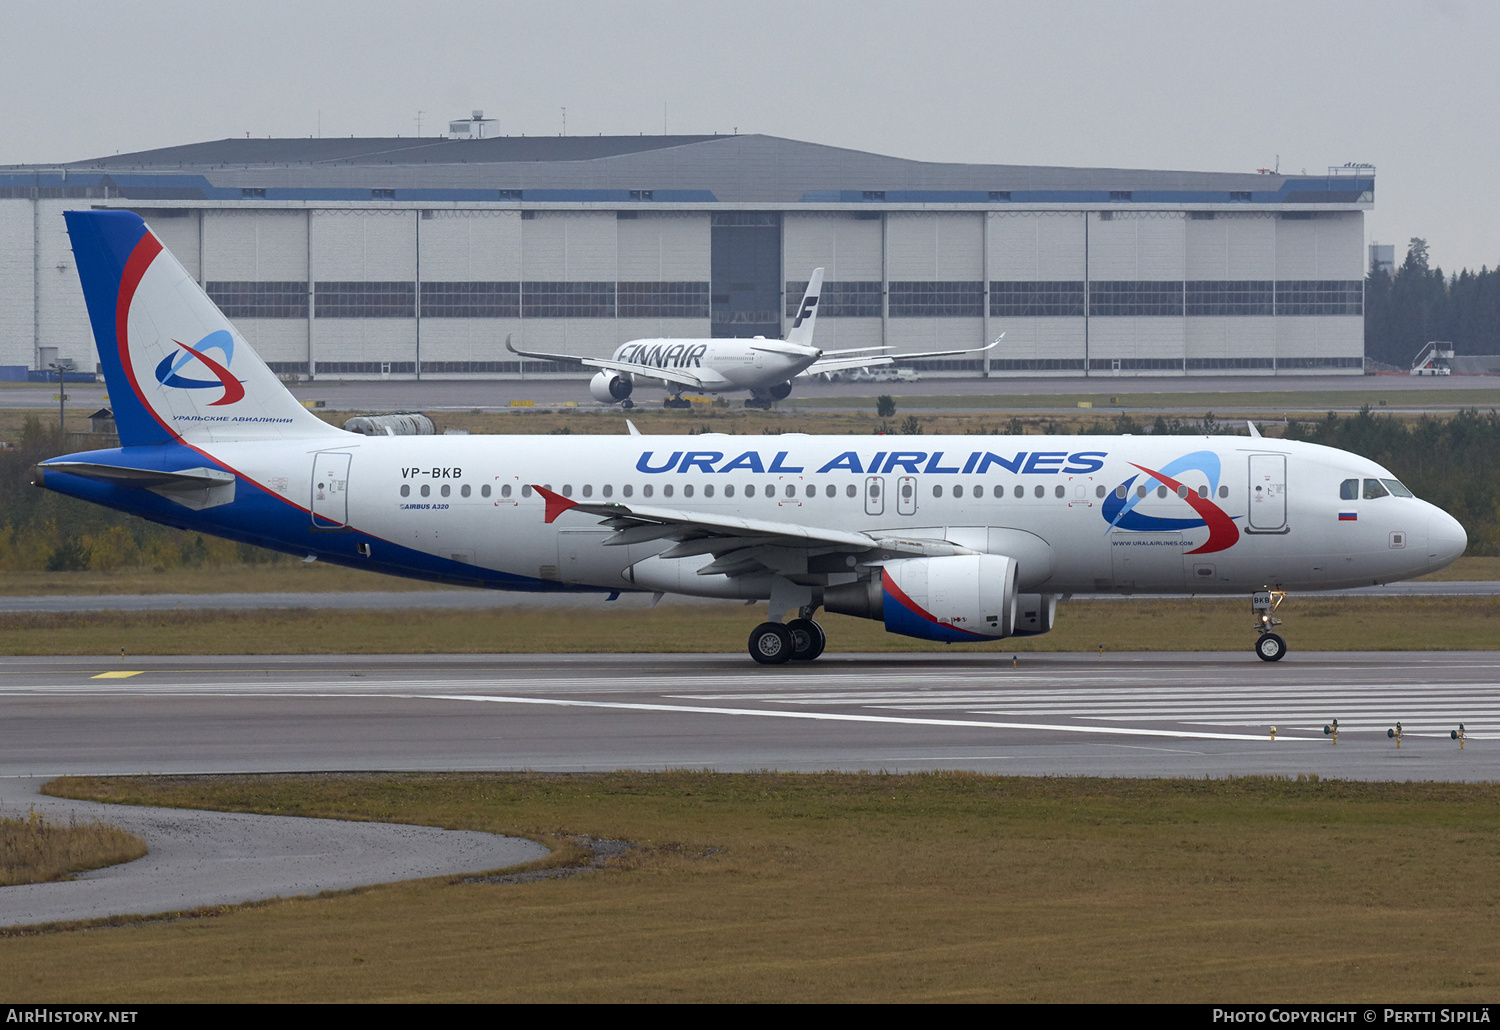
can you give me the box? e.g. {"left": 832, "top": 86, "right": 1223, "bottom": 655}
{"left": 768, "top": 381, "right": 793, "bottom": 400}
{"left": 589, "top": 372, "right": 633, "bottom": 403}
{"left": 824, "top": 554, "right": 1018, "bottom": 643}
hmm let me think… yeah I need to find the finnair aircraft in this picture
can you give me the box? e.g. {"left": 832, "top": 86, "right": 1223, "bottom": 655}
{"left": 36, "top": 212, "right": 1467, "bottom": 664}
{"left": 505, "top": 268, "right": 998, "bottom": 408}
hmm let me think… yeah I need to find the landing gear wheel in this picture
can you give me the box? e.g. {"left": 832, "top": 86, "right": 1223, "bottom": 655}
{"left": 1255, "top": 633, "right": 1287, "bottom": 662}
{"left": 621, "top": 399, "right": 634, "bottom": 409}
{"left": 786, "top": 618, "right": 826, "bottom": 661}
{"left": 749, "top": 622, "right": 794, "bottom": 665}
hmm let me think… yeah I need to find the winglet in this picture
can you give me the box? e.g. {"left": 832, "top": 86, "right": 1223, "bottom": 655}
{"left": 532, "top": 484, "right": 578, "bottom": 523}
{"left": 1247, "top": 421, "right": 1262, "bottom": 438}
{"left": 626, "top": 419, "right": 641, "bottom": 436}
{"left": 504, "top": 333, "right": 517, "bottom": 354}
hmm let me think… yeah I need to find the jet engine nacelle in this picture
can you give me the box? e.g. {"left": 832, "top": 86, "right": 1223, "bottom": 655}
{"left": 1012, "top": 593, "right": 1061, "bottom": 636}
{"left": 589, "top": 371, "right": 633, "bottom": 403}
{"left": 824, "top": 554, "right": 1017, "bottom": 643}
{"left": 768, "top": 381, "right": 793, "bottom": 400}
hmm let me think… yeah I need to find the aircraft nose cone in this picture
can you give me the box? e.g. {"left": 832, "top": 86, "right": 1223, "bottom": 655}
{"left": 1427, "top": 510, "right": 1467, "bottom": 568}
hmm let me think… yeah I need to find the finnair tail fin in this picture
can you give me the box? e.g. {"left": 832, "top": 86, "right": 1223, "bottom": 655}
{"left": 64, "top": 210, "right": 342, "bottom": 448}
{"left": 785, "top": 267, "right": 824, "bottom": 349}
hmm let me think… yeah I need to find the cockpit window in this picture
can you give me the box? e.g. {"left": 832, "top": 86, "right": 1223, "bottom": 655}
{"left": 1339, "top": 479, "right": 1358, "bottom": 501}
{"left": 1381, "top": 478, "right": 1414, "bottom": 498}
{"left": 1363, "top": 478, "right": 1390, "bottom": 500}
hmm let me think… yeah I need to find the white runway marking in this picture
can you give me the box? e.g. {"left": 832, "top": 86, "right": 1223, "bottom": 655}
{"left": 388, "top": 693, "right": 1304, "bottom": 742}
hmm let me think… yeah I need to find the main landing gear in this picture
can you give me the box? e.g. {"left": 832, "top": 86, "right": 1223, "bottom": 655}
{"left": 1252, "top": 588, "right": 1288, "bottom": 662}
{"left": 662, "top": 393, "right": 692, "bottom": 409}
{"left": 748, "top": 612, "right": 827, "bottom": 665}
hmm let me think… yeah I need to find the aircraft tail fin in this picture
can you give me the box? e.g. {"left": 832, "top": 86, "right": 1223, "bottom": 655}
{"left": 63, "top": 210, "right": 342, "bottom": 448}
{"left": 784, "top": 267, "right": 824, "bottom": 349}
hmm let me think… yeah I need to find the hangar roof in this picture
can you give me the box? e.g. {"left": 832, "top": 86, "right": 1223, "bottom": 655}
{"left": 0, "top": 134, "right": 1372, "bottom": 206}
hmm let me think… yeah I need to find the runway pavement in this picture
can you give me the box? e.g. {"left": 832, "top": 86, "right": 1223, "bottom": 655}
{"left": 1, "top": 651, "right": 1493, "bottom": 781}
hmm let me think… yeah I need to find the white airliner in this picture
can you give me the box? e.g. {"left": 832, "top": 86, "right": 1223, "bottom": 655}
{"left": 36, "top": 212, "right": 1467, "bottom": 664}
{"left": 505, "top": 268, "right": 999, "bottom": 408}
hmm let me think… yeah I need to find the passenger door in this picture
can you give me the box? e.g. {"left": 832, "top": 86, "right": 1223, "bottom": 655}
{"left": 311, "top": 451, "right": 352, "bottom": 530}
{"left": 1247, "top": 454, "right": 1288, "bottom": 532}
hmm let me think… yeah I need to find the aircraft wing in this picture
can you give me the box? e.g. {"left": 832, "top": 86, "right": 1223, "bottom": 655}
{"left": 504, "top": 335, "right": 708, "bottom": 390}
{"left": 800, "top": 335, "right": 1003, "bottom": 378}
{"left": 531, "top": 486, "right": 972, "bottom": 578}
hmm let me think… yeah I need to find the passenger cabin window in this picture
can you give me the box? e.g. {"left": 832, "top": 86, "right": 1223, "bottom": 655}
{"left": 933, "top": 485, "right": 944, "bottom": 498}
{"left": 1014, "top": 485, "right": 1024, "bottom": 499}
{"left": 420, "top": 485, "right": 430, "bottom": 497}
{"left": 683, "top": 485, "right": 694, "bottom": 498}
{"left": 1363, "top": 478, "right": 1389, "bottom": 500}
{"left": 400, "top": 485, "right": 410, "bottom": 497}
{"left": 1218, "top": 485, "right": 1228, "bottom": 499}
{"left": 1055, "top": 485, "right": 1065, "bottom": 499}
{"left": 1340, "top": 479, "right": 1358, "bottom": 501}
{"left": 1033, "top": 485, "right": 1044, "bottom": 499}
{"left": 845, "top": 484, "right": 856, "bottom": 498}
{"left": 623, "top": 485, "right": 633, "bottom": 497}
{"left": 461, "top": 484, "right": 471, "bottom": 498}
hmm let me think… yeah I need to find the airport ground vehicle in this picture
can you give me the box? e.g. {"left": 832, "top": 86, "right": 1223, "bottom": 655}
{"left": 35, "top": 212, "right": 1467, "bottom": 663}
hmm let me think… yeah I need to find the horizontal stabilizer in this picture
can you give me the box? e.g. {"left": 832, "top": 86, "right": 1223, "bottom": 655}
{"left": 35, "top": 461, "right": 237, "bottom": 511}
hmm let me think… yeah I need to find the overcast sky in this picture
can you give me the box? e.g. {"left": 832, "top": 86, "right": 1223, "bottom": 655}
{"left": 4, "top": 0, "right": 1496, "bottom": 273}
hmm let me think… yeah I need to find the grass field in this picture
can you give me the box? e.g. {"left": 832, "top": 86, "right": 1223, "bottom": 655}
{"left": 4, "top": 771, "right": 1495, "bottom": 1002}
{"left": 0, "top": 596, "right": 1494, "bottom": 656}
{"left": 0, "top": 811, "right": 146, "bottom": 887}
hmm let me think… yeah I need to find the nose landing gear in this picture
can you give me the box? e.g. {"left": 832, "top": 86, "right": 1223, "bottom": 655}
{"left": 1252, "top": 588, "right": 1287, "bottom": 661}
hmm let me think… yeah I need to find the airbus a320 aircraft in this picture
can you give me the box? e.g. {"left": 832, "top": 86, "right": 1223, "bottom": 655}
{"left": 37, "top": 212, "right": 1467, "bottom": 664}
{"left": 505, "top": 268, "right": 998, "bottom": 408}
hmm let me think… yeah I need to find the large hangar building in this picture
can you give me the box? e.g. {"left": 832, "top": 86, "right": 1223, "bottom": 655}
{"left": 0, "top": 132, "right": 1373, "bottom": 381}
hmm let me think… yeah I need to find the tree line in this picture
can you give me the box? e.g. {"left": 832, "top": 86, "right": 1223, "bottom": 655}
{"left": 1365, "top": 238, "right": 1500, "bottom": 367}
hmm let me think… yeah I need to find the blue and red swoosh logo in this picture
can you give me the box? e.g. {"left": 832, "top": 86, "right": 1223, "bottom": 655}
{"left": 153, "top": 329, "right": 244, "bottom": 406}
{"left": 1101, "top": 450, "right": 1240, "bottom": 554}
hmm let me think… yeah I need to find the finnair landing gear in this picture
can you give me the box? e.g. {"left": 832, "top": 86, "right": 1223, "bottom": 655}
{"left": 663, "top": 390, "right": 692, "bottom": 410}
{"left": 787, "top": 617, "right": 826, "bottom": 661}
{"left": 1252, "top": 588, "right": 1288, "bottom": 662}
{"left": 746, "top": 382, "right": 793, "bottom": 409}
{"left": 748, "top": 622, "right": 794, "bottom": 665}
